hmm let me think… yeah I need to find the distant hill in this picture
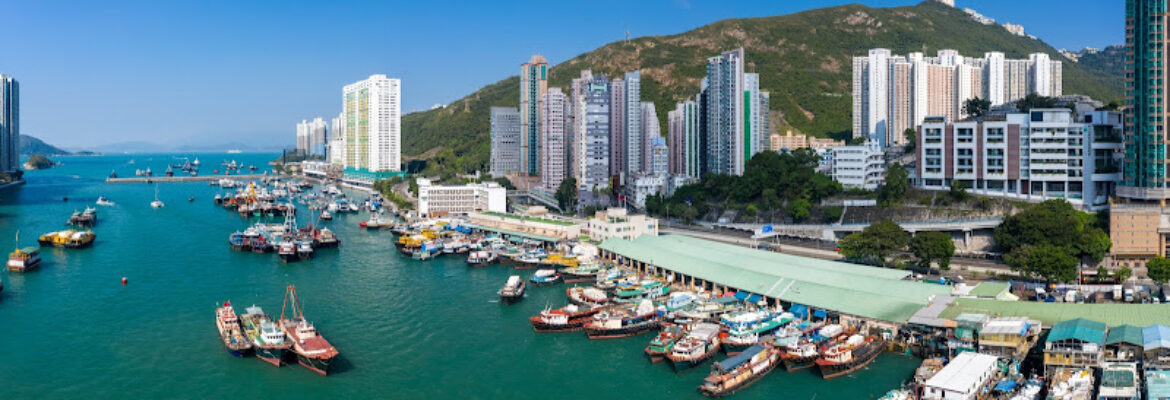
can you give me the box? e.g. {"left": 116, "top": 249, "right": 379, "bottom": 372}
{"left": 83, "top": 141, "right": 285, "bottom": 154}
{"left": 19, "top": 135, "right": 71, "bottom": 156}
{"left": 400, "top": 1, "right": 1124, "bottom": 174}
{"left": 1073, "top": 45, "right": 1124, "bottom": 102}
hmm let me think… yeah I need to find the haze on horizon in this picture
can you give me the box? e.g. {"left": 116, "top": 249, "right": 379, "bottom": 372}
{"left": 0, "top": 0, "right": 1120, "bottom": 151}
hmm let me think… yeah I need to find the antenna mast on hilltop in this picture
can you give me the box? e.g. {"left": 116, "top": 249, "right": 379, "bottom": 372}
{"left": 625, "top": 29, "right": 630, "bottom": 44}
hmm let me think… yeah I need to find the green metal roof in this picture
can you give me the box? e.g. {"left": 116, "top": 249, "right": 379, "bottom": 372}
{"left": 1106, "top": 325, "right": 1145, "bottom": 347}
{"left": 941, "top": 298, "right": 1170, "bottom": 328}
{"left": 464, "top": 223, "right": 559, "bottom": 243}
{"left": 968, "top": 282, "right": 1010, "bottom": 298}
{"left": 599, "top": 235, "right": 951, "bottom": 323}
{"left": 1047, "top": 318, "right": 1106, "bottom": 345}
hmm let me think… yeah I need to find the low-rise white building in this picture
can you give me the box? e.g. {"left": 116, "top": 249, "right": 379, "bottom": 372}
{"left": 627, "top": 173, "right": 697, "bottom": 209}
{"left": 921, "top": 352, "right": 999, "bottom": 400}
{"left": 416, "top": 178, "right": 507, "bottom": 218}
{"left": 915, "top": 108, "right": 1122, "bottom": 211}
{"left": 301, "top": 161, "right": 330, "bottom": 178}
{"left": 830, "top": 140, "right": 885, "bottom": 190}
{"left": 585, "top": 208, "right": 658, "bottom": 242}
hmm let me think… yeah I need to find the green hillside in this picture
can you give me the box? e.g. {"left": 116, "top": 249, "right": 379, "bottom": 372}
{"left": 402, "top": 1, "right": 1123, "bottom": 175}
{"left": 19, "top": 135, "right": 71, "bottom": 156}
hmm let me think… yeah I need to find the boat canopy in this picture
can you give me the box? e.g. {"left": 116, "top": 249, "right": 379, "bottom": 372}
{"left": 713, "top": 344, "right": 765, "bottom": 374}
{"left": 788, "top": 304, "right": 809, "bottom": 319}
{"left": 994, "top": 380, "right": 1018, "bottom": 392}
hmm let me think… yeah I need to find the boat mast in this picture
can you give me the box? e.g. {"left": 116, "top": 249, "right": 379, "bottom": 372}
{"left": 279, "top": 284, "right": 304, "bottom": 321}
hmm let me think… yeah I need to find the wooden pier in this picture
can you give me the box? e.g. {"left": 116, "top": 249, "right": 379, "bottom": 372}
{"left": 105, "top": 174, "right": 276, "bottom": 184}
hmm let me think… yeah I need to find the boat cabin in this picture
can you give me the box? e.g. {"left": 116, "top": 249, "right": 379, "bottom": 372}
{"left": 1043, "top": 318, "right": 1106, "bottom": 376}
{"left": 1104, "top": 324, "right": 1145, "bottom": 362}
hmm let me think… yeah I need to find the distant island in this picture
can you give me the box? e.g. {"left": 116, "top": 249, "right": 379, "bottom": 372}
{"left": 23, "top": 154, "right": 55, "bottom": 170}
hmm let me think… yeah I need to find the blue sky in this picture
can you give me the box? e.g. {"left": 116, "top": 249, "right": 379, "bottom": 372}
{"left": 0, "top": 0, "right": 1121, "bottom": 149}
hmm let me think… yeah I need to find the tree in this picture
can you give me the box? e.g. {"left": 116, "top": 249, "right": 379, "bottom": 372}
{"left": 744, "top": 204, "right": 758, "bottom": 218}
{"left": 1117, "top": 266, "right": 1134, "bottom": 283}
{"left": 1016, "top": 93, "right": 1057, "bottom": 112}
{"left": 1148, "top": 256, "right": 1170, "bottom": 283}
{"left": 994, "top": 200, "right": 1112, "bottom": 276}
{"left": 761, "top": 188, "right": 780, "bottom": 212}
{"left": 838, "top": 221, "right": 909, "bottom": 266}
{"left": 962, "top": 97, "right": 991, "bottom": 118}
{"left": 948, "top": 181, "right": 970, "bottom": 202}
{"left": 910, "top": 231, "right": 956, "bottom": 271}
{"left": 1096, "top": 265, "right": 1110, "bottom": 282}
{"left": 554, "top": 177, "right": 578, "bottom": 212}
{"left": 903, "top": 128, "right": 916, "bottom": 152}
{"left": 878, "top": 163, "right": 909, "bottom": 207}
{"left": 788, "top": 198, "right": 811, "bottom": 222}
{"left": 1004, "top": 244, "right": 1079, "bottom": 283}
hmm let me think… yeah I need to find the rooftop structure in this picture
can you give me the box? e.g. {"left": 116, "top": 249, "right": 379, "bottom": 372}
{"left": 597, "top": 234, "right": 951, "bottom": 323}
{"left": 1105, "top": 324, "right": 1145, "bottom": 362}
{"left": 940, "top": 298, "right": 1170, "bottom": 327}
{"left": 467, "top": 211, "right": 582, "bottom": 242}
{"left": 921, "top": 352, "right": 999, "bottom": 400}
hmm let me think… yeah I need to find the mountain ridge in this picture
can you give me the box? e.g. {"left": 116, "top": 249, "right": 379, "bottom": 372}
{"left": 401, "top": 1, "right": 1123, "bottom": 175}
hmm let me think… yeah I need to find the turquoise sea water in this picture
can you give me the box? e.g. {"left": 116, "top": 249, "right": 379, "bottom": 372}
{"left": 0, "top": 153, "right": 919, "bottom": 399}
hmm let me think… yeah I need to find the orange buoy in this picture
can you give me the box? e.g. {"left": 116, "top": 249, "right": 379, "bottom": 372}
{"left": 121, "top": 277, "right": 128, "bottom": 285}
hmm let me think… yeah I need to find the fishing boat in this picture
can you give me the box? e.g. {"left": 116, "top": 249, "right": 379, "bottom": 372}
{"left": 783, "top": 324, "right": 841, "bottom": 371}
{"left": 296, "top": 241, "right": 314, "bottom": 260}
{"left": 1046, "top": 367, "right": 1092, "bottom": 400}
{"left": 278, "top": 240, "right": 298, "bottom": 263}
{"left": 528, "top": 304, "right": 600, "bottom": 332}
{"left": 583, "top": 300, "right": 660, "bottom": 340}
{"left": 150, "top": 184, "right": 164, "bottom": 208}
{"left": 1008, "top": 378, "right": 1043, "bottom": 400}
{"left": 359, "top": 213, "right": 391, "bottom": 229}
{"left": 313, "top": 227, "right": 340, "bottom": 248}
{"left": 511, "top": 250, "right": 545, "bottom": 269}
{"left": 37, "top": 230, "right": 95, "bottom": 248}
{"left": 567, "top": 286, "right": 609, "bottom": 307}
{"left": 663, "top": 291, "right": 699, "bottom": 312}
{"left": 645, "top": 323, "right": 688, "bottom": 363}
{"left": 466, "top": 250, "right": 498, "bottom": 267}
{"left": 720, "top": 310, "right": 793, "bottom": 355}
{"left": 815, "top": 334, "right": 885, "bottom": 379}
{"left": 76, "top": 207, "right": 98, "bottom": 227}
{"left": 697, "top": 343, "right": 782, "bottom": 398}
{"left": 239, "top": 306, "right": 292, "bottom": 367}
{"left": 215, "top": 300, "right": 253, "bottom": 357}
{"left": 8, "top": 247, "right": 41, "bottom": 272}
{"left": 95, "top": 196, "right": 115, "bottom": 206}
{"left": 668, "top": 323, "right": 723, "bottom": 372}
{"left": 530, "top": 269, "right": 561, "bottom": 286}
{"left": 498, "top": 275, "right": 525, "bottom": 304}
{"left": 278, "top": 286, "right": 340, "bottom": 376}
{"left": 538, "top": 253, "right": 578, "bottom": 269}
{"left": 561, "top": 263, "right": 604, "bottom": 283}
{"left": 319, "top": 210, "right": 332, "bottom": 221}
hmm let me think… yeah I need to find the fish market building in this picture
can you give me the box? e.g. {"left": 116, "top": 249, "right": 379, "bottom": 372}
{"left": 597, "top": 234, "right": 951, "bottom": 330}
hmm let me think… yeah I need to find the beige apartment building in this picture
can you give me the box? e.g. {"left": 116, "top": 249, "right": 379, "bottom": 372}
{"left": 1110, "top": 203, "right": 1168, "bottom": 269}
{"left": 768, "top": 131, "right": 843, "bottom": 152}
